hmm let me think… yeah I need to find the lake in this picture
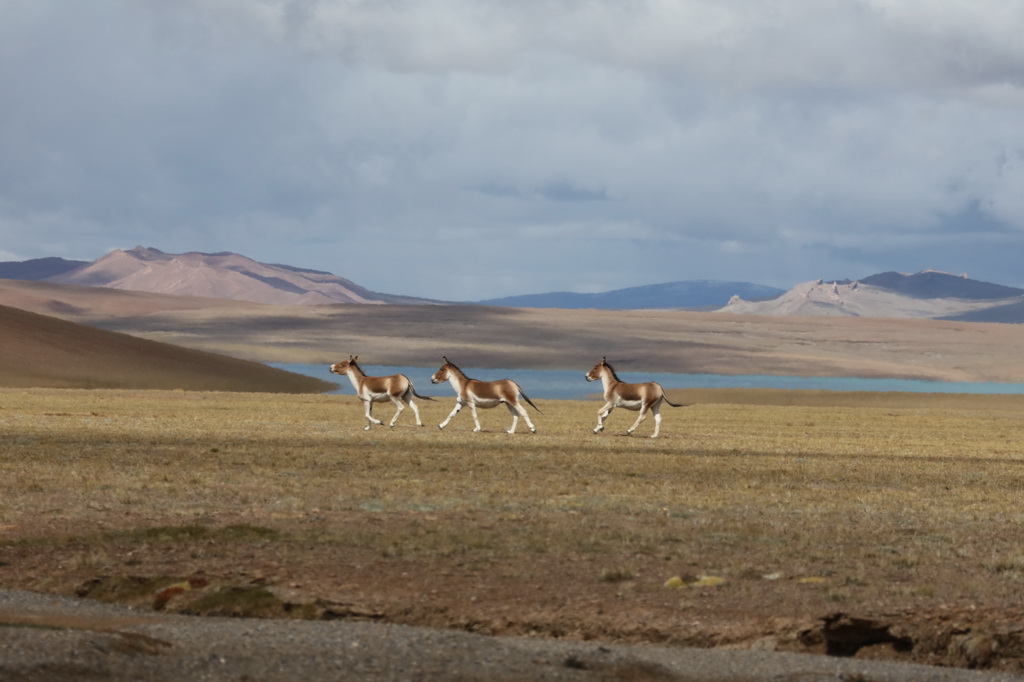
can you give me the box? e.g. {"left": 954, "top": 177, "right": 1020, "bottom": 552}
{"left": 271, "top": 363, "right": 1024, "bottom": 401}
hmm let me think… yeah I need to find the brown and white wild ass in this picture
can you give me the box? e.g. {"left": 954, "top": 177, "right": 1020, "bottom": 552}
{"left": 329, "top": 356, "right": 432, "bottom": 430}
{"left": 430, "top": 357, "right": 539, "bottom": 434}
{"left": 585, "top": 357, "right": 683, "bottom": 438}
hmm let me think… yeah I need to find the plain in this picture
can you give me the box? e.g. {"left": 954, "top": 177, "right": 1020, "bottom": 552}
{"left": 3, "top": 387, "right": 1024, "bottom": 670}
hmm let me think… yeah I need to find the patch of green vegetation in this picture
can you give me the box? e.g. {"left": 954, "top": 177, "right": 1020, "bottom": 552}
{"left": 105, "top": 524, "right": 280, "bottom": 544}
{"left": 0, "top": 621, "right": 65, "bottom": 631}
{"left": 600, "top": 567, "right": 635, "bottom": 583}
{"left": 184, "top": 586, "right": 285, "bottom": 618}
{"left": 77, "top": 575, "right": 181, "bottom": 603}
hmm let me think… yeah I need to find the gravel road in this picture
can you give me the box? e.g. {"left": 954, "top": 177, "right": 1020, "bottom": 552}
{"left": 1, "top": 589, "right": 1020, "bottom": 682}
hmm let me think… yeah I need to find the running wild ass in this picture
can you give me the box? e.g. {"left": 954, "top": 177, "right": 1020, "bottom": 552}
{"left": 329, "top": 356, "right": 432, "bottom": 429}
{"left": 430, "top": 357, "right": 539, "bottom": 433}
{"left": 585, "top": 357, "right": 683, "bottom": 438}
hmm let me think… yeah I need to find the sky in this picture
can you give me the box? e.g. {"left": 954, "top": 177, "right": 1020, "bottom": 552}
{"left": 2, "top": 0, "right": 1024, "bottom": 301}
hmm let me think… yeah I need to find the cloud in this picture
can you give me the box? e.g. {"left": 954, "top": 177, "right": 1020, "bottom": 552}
{"left": 2, "top": 1, "right": 1024, "bottom": 299}
{"left": 196, "top": 0, "right": 1024, "bottom": 94}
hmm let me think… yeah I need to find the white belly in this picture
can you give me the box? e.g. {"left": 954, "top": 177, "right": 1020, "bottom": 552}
{"left": 469, "top": 395, "right": 502, "bottom": 409}
{"left": 615, "top": 398, "right": 643, "bottom": 410}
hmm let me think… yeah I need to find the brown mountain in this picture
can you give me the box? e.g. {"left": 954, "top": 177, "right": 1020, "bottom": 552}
{"left": 0, "top": 303, "right": 335, "bottom": 392}
{"left": 45, "top": 246, "right": 439, "bottom": 306}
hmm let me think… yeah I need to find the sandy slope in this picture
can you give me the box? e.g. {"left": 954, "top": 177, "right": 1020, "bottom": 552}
{"left": 0, "top": 304, "right": 335, "bottom": 393}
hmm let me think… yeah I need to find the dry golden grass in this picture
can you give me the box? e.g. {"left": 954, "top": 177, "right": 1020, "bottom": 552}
{"left": 4, "top": 387, "right": 1024, "bottom": 614}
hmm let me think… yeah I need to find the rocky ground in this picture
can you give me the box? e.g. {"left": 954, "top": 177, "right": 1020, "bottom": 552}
{"left": 3, "top": 513, "right": 1024, "bottom": 677}
{"left": 2, "top": 588, "right": 1022, "bottom": 682}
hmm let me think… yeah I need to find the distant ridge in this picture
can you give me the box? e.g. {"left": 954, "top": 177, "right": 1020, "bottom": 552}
{"left": 719, "top": 270, "right": 1024, "bottom": 322}
{"left": 6, "top": 249, "right": 1024, "bottom": 322}
{"left": 479, "top": 280, "right": 785, "bottom": 310}
{"left": 861, "top": 270, "right": 1024, "bottom": 300}
{"left": 0, "top": 256, "right": 87, "bottom": 280}
{"left": 39, "top": 246, "right": 440, "bottom": 306}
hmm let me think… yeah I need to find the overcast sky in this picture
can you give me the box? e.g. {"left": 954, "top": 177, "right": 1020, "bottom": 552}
{"left": 3, "top": 1, "right": 1024, "bottom": 300}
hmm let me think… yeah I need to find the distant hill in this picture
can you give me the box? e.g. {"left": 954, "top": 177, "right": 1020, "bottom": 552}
{"left": 942, "top": 300, "right": 1024, "bottom": 323}
{"left": 0, "top": 277, "right": 265, "bottom": 320}
{"left": 719, "top": 270, "right": 1024, "bottom": 322}
{"left": 10, "top": 246, "right": 441, "bottom": 306}
{"left": 860, "top": 269, "right": 1024, "bottom": 300}
{"left": 479, "top": 280, "right": 785, "bottom": 309}
{"left": 0, "top": 303, "right": 336, "bottom": 392}
{"left": 0, "top": 256, "right": 87, "bottom": 280}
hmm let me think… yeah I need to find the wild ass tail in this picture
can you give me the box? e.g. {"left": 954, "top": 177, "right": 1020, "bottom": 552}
{"left": 663, "top": 394, "right": 688, "bottom": 408}
{"left": 402, "top": 377, "right": 435, "bottom": 401}
{"left": 410, "top": 384, "right": 435, "bottom": 401}
{"left": 517, "top": 385, "right": 541, "bottom": 413}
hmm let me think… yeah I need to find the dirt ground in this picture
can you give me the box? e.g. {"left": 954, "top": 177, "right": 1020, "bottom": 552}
{"left": 3, "top": 508, "right": 1023, "bottom": 674}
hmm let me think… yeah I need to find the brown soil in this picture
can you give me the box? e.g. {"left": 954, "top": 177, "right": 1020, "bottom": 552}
{"left": 3, "top": 510, "right": 1023, "bottom": 673}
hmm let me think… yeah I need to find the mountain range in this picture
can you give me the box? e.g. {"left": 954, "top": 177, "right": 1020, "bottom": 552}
{"left": 719, "top": 270, "right": 1024, "bottom": 322}
{"left": 3, "top": 248, "right": 1024, "bottom": 322}
{"left": 0, "top": 246, "right": 437, "bottom": 306}
{"left": 479, "top": 280, "right": 785, "bottom": 309}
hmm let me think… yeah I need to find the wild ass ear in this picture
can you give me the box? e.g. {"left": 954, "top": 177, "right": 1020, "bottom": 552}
{"left": 602, "top": 356, "right": 607, "bottom": 363}
{"left": 442, "top": 356, "right": 449, "bottom": 363}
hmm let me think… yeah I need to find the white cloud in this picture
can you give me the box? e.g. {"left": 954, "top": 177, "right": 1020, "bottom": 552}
{"left": 3, "top": 0, "right": 1024, "bottom": 298}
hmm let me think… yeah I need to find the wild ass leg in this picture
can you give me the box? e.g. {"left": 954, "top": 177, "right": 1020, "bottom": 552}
{"left": 387, "top": 396, "right": 406, "bottom": 428}
{"left": 438, "top": 400, "right": 464, "bottom": 430}
{"left": 363, "top": 400, "right": 384, "bottom": 430}
{"left": 511, "top": 402, "right": 536, "bottom": 434}
{"left": 404, "top": 396, "right": 424, "bottom": 427}
{"left": 649, "top": 403, "right": 663, "bottom": 439}
{"left": 504, "top": 403, "right": 519, "bottom": 434}
{"left": 469, "top": 402, "right": 483, "bottom": 432}
{"left": 625, "top": 404, "right": 650, "bottom": 436}
{"left": 594, "top": 402, "right": 613, "bottom": 433}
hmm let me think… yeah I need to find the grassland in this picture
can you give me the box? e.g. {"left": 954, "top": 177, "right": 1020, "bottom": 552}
{"left": 3, "top": 387, "right": 1024, "bottom": 670}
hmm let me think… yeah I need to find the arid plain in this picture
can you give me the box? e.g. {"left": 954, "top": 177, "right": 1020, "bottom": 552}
{"left": 3, "top": 279, "right": 1024, "bottom": 673}
{"left": 1, "top": 277, "right": 1022, "bottom": 383}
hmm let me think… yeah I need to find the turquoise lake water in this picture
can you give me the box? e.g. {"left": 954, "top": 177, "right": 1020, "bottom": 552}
{"left": 271, "top": 363, "right": 1024, "bottom": 401}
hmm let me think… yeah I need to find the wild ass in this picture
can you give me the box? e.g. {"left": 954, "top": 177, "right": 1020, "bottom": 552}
{"left": 585, "top": 357, "right": 683, "bottom": 438}
{"left": 329, "top": 356, "right": 432, "bottom": 429}
{"left": 430, "top": 357, "right": 539, "bottom": 433}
